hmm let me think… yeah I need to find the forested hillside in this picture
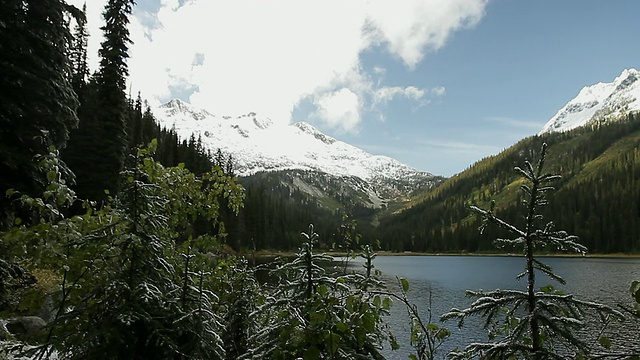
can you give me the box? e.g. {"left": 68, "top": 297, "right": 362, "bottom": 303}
{"left": 224, "top": 170, "right": 378, "bottom": 251}
{"left": 377, "top": 113, "right": 640, "bottom": 253}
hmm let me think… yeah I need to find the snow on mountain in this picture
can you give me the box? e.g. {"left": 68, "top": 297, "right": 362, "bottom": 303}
{"left": 540, "top": 68, "right": 640, "bottom": 134}
{"left": 152, "top": 99, "right": 437, "bottom": 189}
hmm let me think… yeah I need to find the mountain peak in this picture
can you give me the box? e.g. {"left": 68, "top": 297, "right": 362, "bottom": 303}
{"left": 152, "top": 99, "right": 439, "bottom": 201}
{"left": 158, "top": 98, "right": 212, "bottom": 121}
{"left": 293, "top": 122, "right": 336, "bottom": 145}
{"left": 540, "top": 68, "right": 640, "bottom": 134}
{"left": 160, "top": 98, "right": 190, "bottom": 110}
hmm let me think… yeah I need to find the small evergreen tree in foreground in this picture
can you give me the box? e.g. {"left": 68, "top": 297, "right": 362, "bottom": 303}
{"left": 243, "top": 224, "right": 396, "bottom": 359}
{"left": 443, "top": 143, "right": 623, "bottom": 359}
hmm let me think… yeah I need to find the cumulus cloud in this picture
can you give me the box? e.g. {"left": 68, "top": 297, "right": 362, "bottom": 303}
{"left": 364, "top": 0, "right": 487, "bottom": 68}
{"left": 67, "top": 0, "right": 488, "bottom": 132}
{"left": 312, "top": 88, "right": 361, "bottom": 134}
{"left": 431, "top": 86, "right": 446, "bottom": 97}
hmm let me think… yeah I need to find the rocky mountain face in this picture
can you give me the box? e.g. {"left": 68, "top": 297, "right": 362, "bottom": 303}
{"left": 152, "top": 99, "right": 443, "bottom": 209}
{"left": 540, "top": 68, "right": 640, "bottom": 134}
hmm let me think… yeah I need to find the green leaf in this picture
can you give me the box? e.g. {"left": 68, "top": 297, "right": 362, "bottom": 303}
{"left": 400, "top": 277, "right": 410, "bottom": 293}
{"left": 382, "top": 297, "right": 392, "bottom": 310}
{"left": 317, "top": 284, "right": 328, "bottom": 296}
{"left": 540, "top": 284, "right": 554, "bottom": 294}
{"left": 390, "top": 334, "right": 400, "bottom": 350}
{"left": 354, "top": 327, "right": 365, "bottom": 347}
{"left": 408, "top": 355, "right": 418, "bottom": 360}
{"left": 326, "top": 333, "right": 340, "bottom": 355}
{"left": 310, "top": 310, "right": 326, "bottom": 324}
{"left": 46, "top": 170, "right": 57, "bottom": 182}
{"left": 362, "top": 312, "right": 376, "bottom": 331}
{"left": 303, "top": 346, "right": 320, "bottom": 360}
{"left": 335, "top": 321, "right": 348, "bottom": 332}
{"left": 436, "top": 328, "right": 451, "bottom": 340}
{"left": 599, "top": 336, "right": 611, "bottom": 349}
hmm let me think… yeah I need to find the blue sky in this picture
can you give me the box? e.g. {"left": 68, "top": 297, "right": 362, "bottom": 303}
{"left": 72, "top": 0, "right": 640, "bottom": 177}
{"left": 342, "top": 0, "right": 640, "bottom": 176}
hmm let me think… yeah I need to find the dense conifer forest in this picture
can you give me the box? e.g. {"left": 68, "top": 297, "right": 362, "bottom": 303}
{"left": 1, "top": 1, "right": 639, "bottom": 359}
{"left": 377, "top": 114, "right": 640, "bottom": 254}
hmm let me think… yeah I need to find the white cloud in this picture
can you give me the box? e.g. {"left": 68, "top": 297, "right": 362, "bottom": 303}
{"left": 312, "top": 88, "right": 361, "bottom": 134}
{"left": 373, "top": 66, "right": 387, "bottom": 76}
{"left": 365, "top": 0, "right": 487, "bottom": 68}
{"left": 374, "top": 86, "right": 426, "bottom": 104}
{"left": 431, "top": 86, "right": 446, "bottom": 97}
{"left": 67, "top": 0, "right": 488, "bottom": 132}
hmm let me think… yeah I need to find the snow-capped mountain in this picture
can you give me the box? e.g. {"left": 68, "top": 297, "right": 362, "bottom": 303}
{"left": 152, "top": 99, "right": 441, "bottom": 206}
{"left": 540, "top": 68, "right": 640, "bottom": 134}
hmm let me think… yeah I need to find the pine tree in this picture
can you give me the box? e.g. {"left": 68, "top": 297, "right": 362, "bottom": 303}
{"left": 64, "top": 0, "right": 135, "bottom": 202}
{"left": 0, "top": 0, "right": 79, "bottom": 228}
{"left": 244, "top": 224, "right": 394, "bottom": 359}
{"left": 69, "top": 3, "right": 89, "bottom": 98}
{"left": 443, "top": 144, "right": 623, "bottom": 359}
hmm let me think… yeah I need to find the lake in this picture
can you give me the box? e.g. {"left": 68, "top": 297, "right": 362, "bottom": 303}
{"left": 345, "top": 255, "right": 640, "bottom": 359}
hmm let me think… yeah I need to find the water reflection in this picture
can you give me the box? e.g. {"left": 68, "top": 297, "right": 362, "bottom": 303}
{"left": 345, "top": 255, "right": 640, "bottom": 359}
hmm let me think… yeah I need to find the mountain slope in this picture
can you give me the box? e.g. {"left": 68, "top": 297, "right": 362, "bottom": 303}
{"left": 377, "top": 113, "right": 640, "bottom": 253}
{"left": 152, "top": 99, "right": 443, "bottom": 208}
{"left": 540, "top": 68, "right": 640, "bottom": 134}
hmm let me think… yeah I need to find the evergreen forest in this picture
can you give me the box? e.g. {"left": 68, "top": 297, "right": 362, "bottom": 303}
{"left": 1, "top": 1, "right": 639, "bottom": 359}
{"left": 377, "top": 114, "right": 640, "bottom": 254}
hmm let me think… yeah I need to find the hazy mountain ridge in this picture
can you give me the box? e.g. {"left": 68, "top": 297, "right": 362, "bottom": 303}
{"left": 152, "top": 99, "right": 443, "bottom": 209}
{"left": 540, "top": 68, "right": 640, "bottom": 134}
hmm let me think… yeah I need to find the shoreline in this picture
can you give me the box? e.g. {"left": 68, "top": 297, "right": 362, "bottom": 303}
{"left": 241, "top": 250, "right": 640, "bottom": 259}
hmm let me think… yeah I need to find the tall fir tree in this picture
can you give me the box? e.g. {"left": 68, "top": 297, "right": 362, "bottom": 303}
{"left": 443, "top": 144, "right": 623, "bottom": 359}
{"left": 0, "top": 0, "right": 80, "bottom": 229}
{"left": 64, "top": 0, "right": 135, "bottom": 202}
{"left": 69, "top": 2, "right": 89, "bottom": 98}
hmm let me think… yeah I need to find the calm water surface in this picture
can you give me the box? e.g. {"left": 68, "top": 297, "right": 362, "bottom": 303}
{"left": 346, "top": 255, "right": 640, "bottom": 359}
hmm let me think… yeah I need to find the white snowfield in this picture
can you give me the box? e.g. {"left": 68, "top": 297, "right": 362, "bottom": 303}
{"left": 540, "top": 68, "right": 640, "bottom": 134}
{"left": 153, "top": 99, "right": 434, "bottom": 184}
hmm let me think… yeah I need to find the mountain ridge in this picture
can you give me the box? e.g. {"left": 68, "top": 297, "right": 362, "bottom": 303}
{"left": 540, "top": 68, "right": 640, "bottom": 134}
{"left": 152, "top": 99, "right": 443, "bottom": 209}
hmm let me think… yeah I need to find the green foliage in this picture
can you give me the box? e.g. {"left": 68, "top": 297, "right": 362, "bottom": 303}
{"left": 0, "top": 0, "right": 80, "bottom": 230}
{"left": 442, "top": 144, "right": 623, "bottom": 359}
{"left": 229, "top": 172, "right": 353, "bottom": 251}
{"left": 244, "top": 224, "right": 394, "bottom": 359}
{"left": 378, "top": 277, "right": 450, "bottom": 360}
{"left": 1, "top": 142, "right": 245, "bottom": 359}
